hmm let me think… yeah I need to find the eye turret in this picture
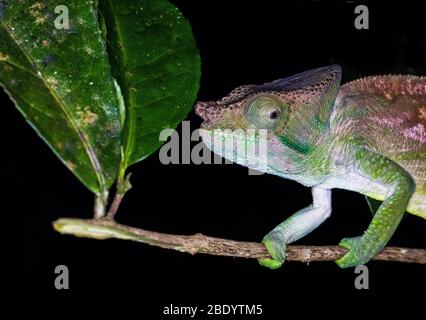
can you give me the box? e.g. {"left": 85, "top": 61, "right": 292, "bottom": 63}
{"left": 245, "top": 94, "right": 284, "bottom": 129}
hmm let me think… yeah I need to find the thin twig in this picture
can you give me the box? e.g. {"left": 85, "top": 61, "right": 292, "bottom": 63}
{"left": 105, "top": 193, "right": 124, "bottom": 220}
{"left": 105, "top": 172, "right": 132, "bottom": 220}
{"left": 53, "top": 218, "right": 426, "bottom": 264}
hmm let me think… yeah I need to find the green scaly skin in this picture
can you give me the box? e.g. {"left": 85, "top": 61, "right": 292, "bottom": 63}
{"left": 195, "top": 65, "right": 426, "bottom": 268}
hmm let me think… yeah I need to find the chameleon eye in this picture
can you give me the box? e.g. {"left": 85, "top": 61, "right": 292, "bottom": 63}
{"left": 269, "top": 110, "right": 279, "bottom": 120}
{"left": 246, "top": 95, "right": 283, "bottom": 129}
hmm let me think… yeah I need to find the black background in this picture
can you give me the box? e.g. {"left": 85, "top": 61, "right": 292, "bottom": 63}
{"left": 0, "top": 0, "right": 425, "bottom": 310}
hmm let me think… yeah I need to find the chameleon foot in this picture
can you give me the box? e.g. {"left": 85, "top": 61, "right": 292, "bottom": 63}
{"left": 258, "top": 231, "right": 286, "bottom": 269}
{"left": 336, "top": 235, "right": 381, "bottom": 268}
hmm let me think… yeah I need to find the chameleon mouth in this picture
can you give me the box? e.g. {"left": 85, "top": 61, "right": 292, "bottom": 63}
{"left": 200, "top": 120, "right": 213, "bottom": 130}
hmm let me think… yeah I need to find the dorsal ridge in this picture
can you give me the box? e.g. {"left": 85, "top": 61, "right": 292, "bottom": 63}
{"left": 341, "top": 74, "right": 426, "bottom": 98}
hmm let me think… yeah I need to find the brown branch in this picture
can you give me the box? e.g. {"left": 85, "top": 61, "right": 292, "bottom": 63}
{"left": 53, "top": 218, "right": 426, "bottom": 265}
{"left": 106, "top": 172, "right": 132, "bottom": 220}
{"left": 105, "top": 193, "right": 124, "bottom": 220}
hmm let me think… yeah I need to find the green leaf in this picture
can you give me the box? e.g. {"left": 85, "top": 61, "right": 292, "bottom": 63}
{"left": 98, "top": 0, "right": 201, "bottom": 169}
{"left": 0, "top": 1, "right": 122, "bottom": 197}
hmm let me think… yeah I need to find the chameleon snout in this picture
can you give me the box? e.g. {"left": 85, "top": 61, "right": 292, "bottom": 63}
{"left": 195, "top": 101, "right": 225, "bottom": 123}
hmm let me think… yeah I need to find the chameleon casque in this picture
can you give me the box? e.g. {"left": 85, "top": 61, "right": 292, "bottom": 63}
{"left": 195, "top": 65, "right": 426, "bottom": 268}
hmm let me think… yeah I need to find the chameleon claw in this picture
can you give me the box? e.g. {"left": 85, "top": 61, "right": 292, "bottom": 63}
{"left": 336, "top": 236, "right": 375, "bottom": 268}
{"left": 258, "top": 232, "right": 286, "bottom": 269}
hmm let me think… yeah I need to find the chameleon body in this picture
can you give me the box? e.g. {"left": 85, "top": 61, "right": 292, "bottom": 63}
{"left": 195, "top": 65, "right": 426, "bottom": 268}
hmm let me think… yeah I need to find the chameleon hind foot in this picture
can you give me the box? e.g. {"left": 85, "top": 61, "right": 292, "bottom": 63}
{"left": 336, "top": 235, "right": 382, "bottom": 268}
{"left": 258, "top": 231, "right": 286, "bottom": 269}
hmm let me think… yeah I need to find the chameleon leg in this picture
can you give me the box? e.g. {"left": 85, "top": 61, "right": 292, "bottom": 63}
{"left": 258, "top": 187, "right": 332, "bottom": 269}
{"left": 336, "top": 148, "right": 415, "bottom": 268}
{"left": 365, "top": 196, "right": 382, "bottom": 215}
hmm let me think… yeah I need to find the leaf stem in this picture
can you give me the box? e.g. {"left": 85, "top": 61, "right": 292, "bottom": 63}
{"left": 105, "top": 162, "right": 132, "bottom": 220}
{"left": 106, "top": 193, "right": 124, "bottom": 219}
{"left": 93, "top": 194, "right": 106, "bottom": 219}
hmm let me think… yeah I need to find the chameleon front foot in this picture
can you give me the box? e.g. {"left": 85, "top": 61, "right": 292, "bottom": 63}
{"left": 258, "top": 232, "right": 286, "bottom": 269}
{"left": 336, "top": 235, "right": 383, "bottom": 268}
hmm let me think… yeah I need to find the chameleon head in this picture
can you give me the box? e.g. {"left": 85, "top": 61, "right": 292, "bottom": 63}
{"left": 195, "top": 65, "right": 342, "bottom": 175}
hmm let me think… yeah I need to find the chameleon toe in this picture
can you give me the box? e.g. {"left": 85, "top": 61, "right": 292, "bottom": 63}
{"left": 258, "top": 258, "right": 283, "bottom": 269}
{"left": 336, "top": 236, "right": 372, "bottom": 268}
{"left": 257, "top": 235, "right": 286, "bottom": 269}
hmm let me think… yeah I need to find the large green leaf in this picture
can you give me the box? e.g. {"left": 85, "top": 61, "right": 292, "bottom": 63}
{"left": 0, "top": 1, "right": 122, "bottom": 196}
{"left": 98, "top": 0, "right": 201, "bottom": 168}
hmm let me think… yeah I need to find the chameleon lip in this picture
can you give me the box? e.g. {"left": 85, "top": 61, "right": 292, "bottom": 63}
{"left": 200, "top": 120, "right": 213, "bottom": 129}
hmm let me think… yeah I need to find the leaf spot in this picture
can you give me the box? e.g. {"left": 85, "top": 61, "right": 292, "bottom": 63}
{"left": 85, "top": 47, "right": 95, "bottom": 55}
{"left": 77, "top": 108, "right": 98, "bottom": 125}
{"left": 47, "top": 77, "right": 58, "bottom": 89}
{"left": 0, "top": 52, "right": 10, "bottom": 61}
{"left": 28, "top": 2, "right": 47, "bottom": 25}
{"left": 29, "top": 2, "right": 45, "bottom": 11}
{"left": 35, "top": 16, "right": 47, "bottom": 25}
{"left": 65, "top": 161, "right": 76, "bottom": 171}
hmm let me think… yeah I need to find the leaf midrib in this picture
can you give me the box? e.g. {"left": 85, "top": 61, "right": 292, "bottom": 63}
{"left": 105, "top": 0, "right": 134, "bottom": 168}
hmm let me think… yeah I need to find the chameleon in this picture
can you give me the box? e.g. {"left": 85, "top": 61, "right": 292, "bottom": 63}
{"left": 194, "top": 65, "right": 426, "bottom": 268}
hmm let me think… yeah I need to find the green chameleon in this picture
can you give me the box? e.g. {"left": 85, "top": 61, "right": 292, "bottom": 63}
{"left": 195, "top": 65, "right": 426, "bottom": 268}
